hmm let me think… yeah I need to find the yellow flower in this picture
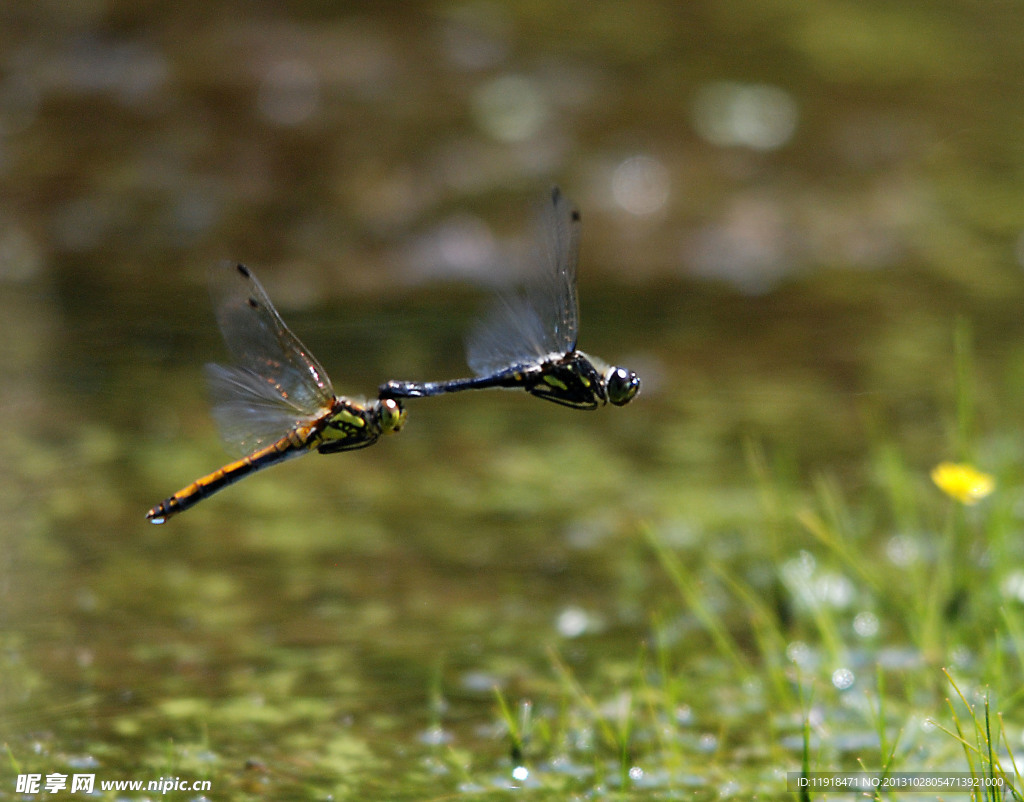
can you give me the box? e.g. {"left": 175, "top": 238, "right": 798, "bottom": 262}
{"left": 931, "top": 462, "right": 995, "bottom": 505}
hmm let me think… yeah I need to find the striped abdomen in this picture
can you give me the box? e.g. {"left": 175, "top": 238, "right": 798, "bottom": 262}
{"left": 146, "top": 425, "right": 318, "bottom": 523}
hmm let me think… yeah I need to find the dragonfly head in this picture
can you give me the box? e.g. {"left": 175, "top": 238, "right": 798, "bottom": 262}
{"left": 377, "top": 397, "right": 407, "bottom": 434}
{"left": 605, "top": 366, "right": 640, "bottom": 406}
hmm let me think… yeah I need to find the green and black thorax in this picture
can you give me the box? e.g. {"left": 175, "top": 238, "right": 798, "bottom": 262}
{"left": 316, "top": 396, "right": 406, "bottom": 453}
{"left": 499, "top": 352, "right": 609, "bottom": 409}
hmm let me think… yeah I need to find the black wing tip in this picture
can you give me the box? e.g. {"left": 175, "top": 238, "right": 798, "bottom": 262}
{"left": 549, "top": 185, "right": 580, "bottom": 222}
{"left": 235, "top": 263, "right": 251, "bottom": 278}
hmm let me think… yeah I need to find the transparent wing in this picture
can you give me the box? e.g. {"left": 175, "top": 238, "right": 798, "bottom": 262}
{"left": 465, "top": 292, "right": 553, "bottom": 376}
{"left": 205, "top": 363, "right": 323, "bottom": 457}
{"left": 467, "top": 187, "right": 581, "bottom": 376}
{"left": 533, "top": 185, "right": 581, "bottom": 355}
{"left": 205, "top": 262, "right": 335, "bottom": 455}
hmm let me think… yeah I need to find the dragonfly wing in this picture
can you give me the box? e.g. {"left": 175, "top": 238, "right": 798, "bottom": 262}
{"left": 466, "top": 290, "right": 551, "bottom": 376}
{"left": 204, "top": 363, "right": 327, "bottom": 457}
{"left": 465, "top": 187, "right": 581, "bottom": 376}
{"left": 532, "top": 186, "right": 581, "bottom": 355}
{"left": 209, "top": 262, "right": 335, "bottom": 414}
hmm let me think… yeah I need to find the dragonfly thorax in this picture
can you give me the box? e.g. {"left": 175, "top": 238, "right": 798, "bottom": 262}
{"left": 315, "top": 397, "right": 406, "bottom": 453}
{"left": 517, "top": 352, "right": 605, "bottom": 409}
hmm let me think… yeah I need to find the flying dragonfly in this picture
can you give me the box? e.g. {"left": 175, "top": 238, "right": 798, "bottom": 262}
{"left": 147, "top": 263, "right": 406, "bottom": 523}
{"left": 380, "top": 187, "right": 640, "bottom": 410}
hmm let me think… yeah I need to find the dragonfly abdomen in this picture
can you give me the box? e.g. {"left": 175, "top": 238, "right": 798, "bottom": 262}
{"left": 380, "top": 353, "right": 607, "bottom": 409}
{"left": 380, "top": 371, "right": 531, "bottom": 398}
{"left": 146, "top": 426, "right": 317, "bottom": 523}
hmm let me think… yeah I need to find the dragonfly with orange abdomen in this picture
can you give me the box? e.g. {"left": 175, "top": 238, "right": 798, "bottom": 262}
{"left": 147, "top": 263, "right": 405, "bottom": 523}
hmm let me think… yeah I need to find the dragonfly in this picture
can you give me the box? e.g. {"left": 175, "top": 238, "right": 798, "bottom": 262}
{"left": 380, "top": 187, "right": 640, "bottom": 410}
{"left": 147, "top": 262, "right": 406, "bottom": 523}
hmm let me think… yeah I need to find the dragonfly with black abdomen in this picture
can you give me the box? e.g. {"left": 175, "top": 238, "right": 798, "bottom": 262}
{"left": 147, "top": 262, "right": 406, "bottom": 523}
{"left": 380, "top": 187, "right": 640, "bottom": 410}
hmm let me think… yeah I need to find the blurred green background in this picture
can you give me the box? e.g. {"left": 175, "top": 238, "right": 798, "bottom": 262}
{"left": 4, "top": 1, "right": 1024, "bottom": 799}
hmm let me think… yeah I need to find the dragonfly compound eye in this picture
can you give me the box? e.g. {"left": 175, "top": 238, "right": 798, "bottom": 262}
{"left": 379, "top": 397, "right": 407, "bottom": 433}
{"left": 606, "top": 366, "right": 640, "bottom": 406}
